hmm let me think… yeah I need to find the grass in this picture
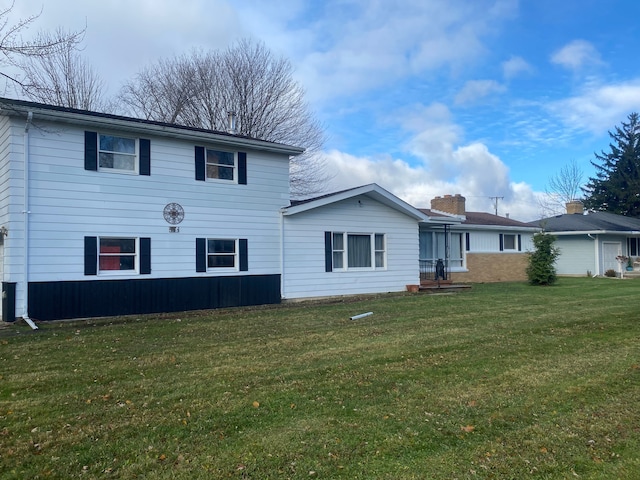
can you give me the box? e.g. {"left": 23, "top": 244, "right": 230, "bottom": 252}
{"left": 1, "top": 277, "right": 640, "bottom": 479}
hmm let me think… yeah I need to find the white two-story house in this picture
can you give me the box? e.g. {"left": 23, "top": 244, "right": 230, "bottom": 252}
{"left": 0, "top": 98, "right": 307, "bottom": 322}
{"left": 0, "top": 98, "right": 434, "bottom": 323}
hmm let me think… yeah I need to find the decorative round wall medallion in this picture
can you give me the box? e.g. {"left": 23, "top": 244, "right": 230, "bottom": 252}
{"left": 163, "top": 203, "right": 184, "bottom": 225}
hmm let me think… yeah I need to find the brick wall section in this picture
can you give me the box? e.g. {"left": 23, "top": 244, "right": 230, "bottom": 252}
{"left": 450, "top": 253, "right": 529, "bottom": 283}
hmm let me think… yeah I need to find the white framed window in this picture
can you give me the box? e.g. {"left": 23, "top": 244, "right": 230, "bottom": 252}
{"left": 503, "top": 234, "right": 516, "bottom": 250}
{"left": 330, "top": 232, "right": 386, "bottom": 270}
{"left": 375, "top": 233, "right": 385, "bottom": 268}
{"left": 419, "top": 231, "right": 463, "bottom": 268}
{"left": 99, "top": 237, "right": 137, "bottom": 273}
{"left": 332, "top": 232, "right": 344, "bottom": 269}
{"left": 207, "top": 239, "right": 238, "bottom": 269}
{"left": 98, "top": 134, "right": 137, "bottom": 173}
{"left": 206, "top": 149, "right": 236, "bottom": 181}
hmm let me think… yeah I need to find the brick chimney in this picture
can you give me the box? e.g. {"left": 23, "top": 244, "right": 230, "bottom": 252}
{"left": 566, "top": 200, "right": 584, "bottom": 215}
{"left": 431, "top": 194, "right": 466, "bottom": 215}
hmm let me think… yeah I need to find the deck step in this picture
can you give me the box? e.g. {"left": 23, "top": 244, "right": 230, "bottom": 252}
{"left": 419, "top": 284, "right": 472, "bottom": 292}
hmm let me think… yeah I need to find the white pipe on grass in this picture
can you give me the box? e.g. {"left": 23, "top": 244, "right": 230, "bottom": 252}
{"left": 350, "top": 312, "right": 373, "bottom": 320}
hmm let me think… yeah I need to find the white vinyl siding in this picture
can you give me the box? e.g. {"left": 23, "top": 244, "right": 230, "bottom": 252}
{"left": 464, "top": 230, "right": 534, "bottom": 253}
{"left": 3, "top": 117, "right": 289, "bottom": 300}
{"left": 553, "top": 236, "right": 596, "bottom": 275}
{"left": 283, "top": 197, "right": 419, "bottom": 299}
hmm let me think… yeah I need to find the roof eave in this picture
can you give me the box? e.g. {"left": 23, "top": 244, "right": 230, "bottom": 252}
{"left": 550, "top": 230, "right": 640, "bottom": 236}
{"left": 456, "top": 224, "right": 540, "bottom": 232}
{"left": 282, "top": 184, "right": 429, "bottom": 221}
{"left": 0, "top": 99, "right": 305, "bottom": 156}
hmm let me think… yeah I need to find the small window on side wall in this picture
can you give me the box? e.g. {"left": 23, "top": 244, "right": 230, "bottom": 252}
{"left": 84, "top": 236, "right": 151, "bottom": 275}
{"left": 196, "top": 238, "right": 248, "bottom": 272}
{"left": 99, "top": 237, "right": 136, "bottom": 271}
{"left": 500, "top": 233, "right": 521, "bottom": 252}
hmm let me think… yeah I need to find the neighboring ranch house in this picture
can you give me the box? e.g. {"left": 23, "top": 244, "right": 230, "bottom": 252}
{"left": 418, "top": 194, "right": 538, "bottom": 283}
{"left": 530, "top": 201, "right": 640, "bottom": 276}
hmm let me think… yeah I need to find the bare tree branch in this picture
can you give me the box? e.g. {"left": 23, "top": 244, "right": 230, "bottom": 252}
{"left": 118, "top": 39, "right": 330, "bottom": 197}
{"left": 0, "top": 2, "right": 84, "bottom": 68}
{"left": 16, "top": 28, "right": 105, "bottom": 110}
{"left": 539, "top": 159, "right": 584, "bottom": 216}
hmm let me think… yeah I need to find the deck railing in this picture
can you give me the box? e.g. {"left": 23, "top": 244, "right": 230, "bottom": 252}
{"left": 419, "top": 259, "right": 450, "bottom": 282}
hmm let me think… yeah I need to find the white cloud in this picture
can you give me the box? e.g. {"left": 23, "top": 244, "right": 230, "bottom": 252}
{"left": 502, "top": 55, "right": 533, "bottom": 79}
{"left": 286, "top": 0, "right": 518, "bottom": 103}
{"left": 455, "top": 80, "right": 506, "bottom": 105}
{"left": 550, "top": 39, "right": 603, "bottom": 71}
{"left": 321, "top": 100, "right": 542, "bottom": 221}
{"left": 321, "top": 148, "right": 542, "bottom": 220}
{"left": 7, "top": 0, "right": 242, "bottom": 95}
{"left": 549, "top": 80, "right": 640, "bottom": 133}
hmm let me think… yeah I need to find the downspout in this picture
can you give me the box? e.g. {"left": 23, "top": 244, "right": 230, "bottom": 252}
{"left": 279, "top": 210, "right": 285, "bottom": 300}
{"left": 588, "top": 234, "right": 599, "bottom": 277}
{"left": 22, "top": 112, "right": 37, "bottom": 330}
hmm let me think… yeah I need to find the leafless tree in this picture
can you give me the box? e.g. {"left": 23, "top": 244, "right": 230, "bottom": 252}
{"left": 0, "top": 2, "right": 84, "bottom": 89}
{"left": 16, "top": 27, "right": 106, "bottom": 110}
{"left": 118, "top": 39, "right": 329, "bottom": 197}
{"left": 539, "top": 159, "right": 584, "bottom": 216}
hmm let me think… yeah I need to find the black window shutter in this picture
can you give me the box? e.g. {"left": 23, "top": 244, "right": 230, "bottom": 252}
{"left": 84, "top": 236, "right": 97, "bottom": 275}
{"left": 195, "top": 146, "right": 205, "bottom": 181}
{"left": 139, "top": 139, "right": 151, "bottom": 176}
{"left": 239, "top": 239, "right": 248, "bottom": 271}
{"left": 196, "top": 238, "right": 206, "bottom": 272}
{"left": 84, "top": 131, "right": 98, "bottom": 171}
{"left": 465, "top": 232, "right": 470, "bottom": 251}
{"left": 324, "top": 232, "right": 333, "bottom": 272}
{"left": 238, "top": 152, "right": 247, "bottom": 185}
{"left": 517, "top": 234, "right": 522, "bottom": 252}
{"left": 140, "top": 237, "right": 151, "bottom": 274}
{"left": 499, "top": 234, "right": 504, "bottom": 252}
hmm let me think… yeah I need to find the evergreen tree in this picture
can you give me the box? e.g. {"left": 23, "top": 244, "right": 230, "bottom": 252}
{"left": 526, "top": 232, "right": 560, "bottom": 286}
{"left": 583, "top": 112, "right": 640, "bottom": 215}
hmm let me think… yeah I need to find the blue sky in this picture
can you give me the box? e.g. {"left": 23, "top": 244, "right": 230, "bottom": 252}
{"left": 9, "top": 0, "right": 640, "bottom": 220}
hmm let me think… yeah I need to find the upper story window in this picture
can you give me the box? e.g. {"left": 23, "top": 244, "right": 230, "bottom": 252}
{"left": 206, "top": 149, "right": 235, "bottom": 181}
{"left": 99, "top": 135, "right": 137, "bottom": 172}
{"left": 195, "top": 146, "right": 247, "bottom": 184}
{"left": 84, "top": 131, "right": 150, "bottom": 175}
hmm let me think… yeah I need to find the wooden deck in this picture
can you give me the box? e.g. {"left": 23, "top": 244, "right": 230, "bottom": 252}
{"left": 419, "top": 279, "right": 472, "bottom": 292}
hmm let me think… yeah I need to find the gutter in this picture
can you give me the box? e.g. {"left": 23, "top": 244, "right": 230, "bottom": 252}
{"left": 1, "top": 102, "right": 305, "bottom": 156}
{"left": 22, "top": 112, "right": 37, "bottom": 330}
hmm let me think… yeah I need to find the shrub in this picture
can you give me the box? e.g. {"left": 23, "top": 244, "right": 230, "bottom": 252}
{"left": 605, "top": 269, "right": 617, "bottom": 277}
{"left": 526, "top": 232, "right": 560, "bottom": 285}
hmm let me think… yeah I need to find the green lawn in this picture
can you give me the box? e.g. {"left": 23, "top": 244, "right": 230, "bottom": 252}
{"left": 1, "top": 278, "right": 640, "bottom": 479}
